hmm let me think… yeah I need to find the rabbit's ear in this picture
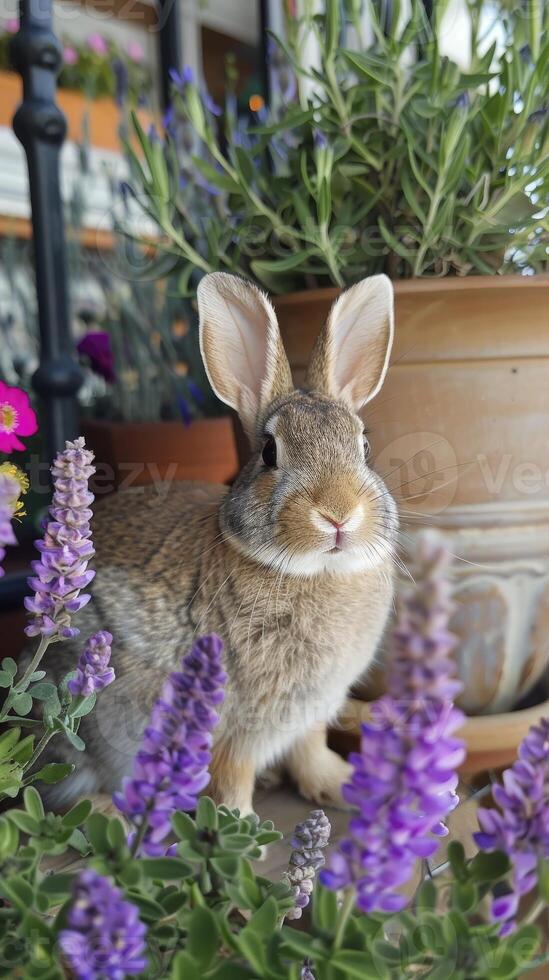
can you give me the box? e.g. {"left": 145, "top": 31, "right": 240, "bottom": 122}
{"left": 306, "top": 275, "right": 394, "bottom": 412}
{"left": 198, "top": 273, "right": 293, "bottom": 441}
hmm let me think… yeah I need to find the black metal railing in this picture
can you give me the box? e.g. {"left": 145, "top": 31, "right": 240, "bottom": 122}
{"left": 12, "top": 0, "right": 82, "bottom": 467}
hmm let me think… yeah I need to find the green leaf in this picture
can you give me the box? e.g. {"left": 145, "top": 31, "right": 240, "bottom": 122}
{"left": 106, "top": 817, "right": 127, "bottom": 852}
{"left": 0, "top": 814, "right": 19, "bottom": 857}
{"left": 0, "top": 726, "right": 21, "bottom": 759}
{"left": 2, "top": 657, "right": 18, "bottom": 677}
{"left": 186, "top": 906, "right": 219, "bottom": 967}
{"left": 126, "top": 891, "right": 166, "bottom": 922}
{"left": 324, "top": 0, "right": 340, "bottom": 59}
{"left": 61, "top": 799, "right": 92, "bottom": 829}
{"left": 86, "top": 812, "right": 109, "bottom": 853}
{"left": 172, "top": 810, "right": 196, "bottom": 841}
{"left": 11, "top": 733, "right": 34, "bottom": 764}
{"left": 191, "top": 157, "right": 239, "bottom": 194}
{"left": 196, "top": 796, "right": 218, "bottom": 831}
{"left": 210, "top": 856, "right": 240, "bottom": 878}
{"left": 416, "top": 878, "right": 437, "bottom": 910}
{"left": 218, "top": 833, "right": 255, "bottom": 853}
{"left": 0, "top": 874, "right": 34, "bottom": 910}
{"left": 140, "top": 857, "right": 192, "bottom": 880}
{"left": 453, "top": 881, "right": 477, "bottom": 912}
{"left": 68, "top": 828, "right": 89, "bottom": 855}
{"left": 31, "top": 762, "right": 74, "bottom": 785}
{"left": 234, "top": 146, "right": 255, "bottom": 186}
{"left": 312, "top": 884, "right": 339, "bottom": 936}
{"left": 485, "top": 952, "right": 519, "bottom": 979}
{"left": 330, "top": 950, "right": 387, "bottom": 979}
{"left": 24, "top": 786, "right": 45, "bottom": 821}
{"left": 507, "top": 924, "right": 541, "bottom": 965}
{"left": 39, "top": 872, "right": 76, "bottom": 896}
{"left": 0, "top": 670, "right": 13, "bottom": 688}
{"left": 469, "top": 850, "right": 511, "bottom": 884}
{"left": 27, "top": 683, "right": 57, "bottom": 701}
{"left": 62, "top": 728, "right": 85, "bottom": 752}
{"left": 7, "top": 809, "right": 40, "bottom": 835}
{"left": 448, "top": 841, "right": 467, "bottom": 881}
{"left": 280, "top": 928, "right": 317, "bottom": 958}
{"left": 343, "top": 49, "right": 393, "bottom": 85}
{"left": 11, "top": 692, "right": 33, "bottom": 716}
{"left": 171, "top": 951, "right": 202, "bottom": 980}
{"left": 251, "top": 249, "right": 316, "bottom": 276}
{"left": 70, "top": 693, "right": 97, "bottom": 718}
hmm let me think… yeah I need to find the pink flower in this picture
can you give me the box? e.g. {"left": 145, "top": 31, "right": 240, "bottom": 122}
{"left": 88, "top": 33, "right": 108, "bottom": 56}
{"left": 4, "top": 18, "right": 19, "bottom": 34}
{"left": 126, "top": 41, "right": 143, "bottom": 63}
{"left": 63, "top": 46, "right": 78, "bottom": 66}
{"left": 0, "top": 381, "right": 38, "bottom": 453}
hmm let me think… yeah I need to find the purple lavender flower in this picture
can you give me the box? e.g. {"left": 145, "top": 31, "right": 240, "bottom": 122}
{"left": 25, "top": 438, "right": 95, "bottom": 640}
{"left": 0, "top": 472, "right": 20, "bottom": 578}
{"left": 58, "top": 869, "right": 147, "bottom": 979}
{"left": 169, "top": 65, "right": 194, "bottom": 90}
{"left": 313, "top": 129, "right": 328, "bottom": 150}
{"left": 474, "top": 717, "right": 549, "bottom": 935}
{"left": 284, "top": 809, "right": 331, "bottom": 920}
{"left": 389, "top": 532, "right": 462, "bottom": 705}
{"left": 321, "top": 533, "right": 465, "bottom": 913}
{"left": 113, "top": 634, "right": 227, "bottom": 855}
{"left": 203, "top": 90, "right": 222, "bottom": 116}
{"left": 68, "top": 631, "right": 115, "bottom": 697}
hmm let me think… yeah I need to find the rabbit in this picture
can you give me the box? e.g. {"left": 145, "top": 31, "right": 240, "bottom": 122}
{"left": 37, "top": 272, "right": 399, "bottom": 816}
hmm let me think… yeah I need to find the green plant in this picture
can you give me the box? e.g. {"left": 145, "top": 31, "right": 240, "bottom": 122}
{"left": 125, "top": 0, "right": 548, "bottom": 293}
{"left": 0, "top": 792, "right": 547, "bottom": 977}
{"left": 0, "top": 25, "right": 151, "bottom": 105}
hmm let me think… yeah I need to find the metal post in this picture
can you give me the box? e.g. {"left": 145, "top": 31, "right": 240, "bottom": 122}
{"left": 157, "top": 0, "right": 183, "bottom": 111}
{"left": 258, "top": 0, "right": 271, "bottom": 108}
{"left": 11, "top": 0, "right": 82, "bottom": 463}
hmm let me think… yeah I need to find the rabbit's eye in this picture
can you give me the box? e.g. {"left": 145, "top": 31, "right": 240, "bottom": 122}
{"left": 363, "top": 433, "right": 371, "bottom": 459}
{"left": 262, "top": 435, "right": 277, "bottom": 468}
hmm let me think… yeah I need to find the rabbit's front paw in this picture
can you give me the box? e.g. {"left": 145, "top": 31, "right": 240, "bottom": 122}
{"left": 293, "top": 747, "right": 353, "bottom": 810}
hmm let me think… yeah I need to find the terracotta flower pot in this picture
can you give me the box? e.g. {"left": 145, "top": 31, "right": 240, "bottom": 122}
{"left": 329, "top": 694, "right": 549, "bottom": 776}
{"left": 274, "top": 275, "right": 549, "bottom": 714}
{"left": 0, "top": 69, "right": 151, "bottom": 152}
{"left": 82, "top": 417, "right": 239, "bottom": 496}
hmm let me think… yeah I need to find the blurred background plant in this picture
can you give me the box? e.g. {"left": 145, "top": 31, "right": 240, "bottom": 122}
{"left": 0, "top": 144, "right": 216, "bottom": 426}
{"left": 0, "top": 18, "right": 152, "bottom": 105}
{"left": 124, "top": 0, "right": 549, "bottom": 294}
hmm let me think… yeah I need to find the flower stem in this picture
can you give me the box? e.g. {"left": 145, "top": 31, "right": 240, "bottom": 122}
{"left": 524, "top": 897, "right": 546, "bottom": 926}
{"left": 0, "top": 635, "right": 52, "bottom": 723}
{"left": 16, "top": 635, "right": 54, "bottom": 694}
{"left": 23, "top": 729, "right": 57, "bottom": 774}
{"left": 129, "top": 813, "right": 150, "bottom": 858}
{"left": 334, "top": 888, "right": 355, "bottom": 950}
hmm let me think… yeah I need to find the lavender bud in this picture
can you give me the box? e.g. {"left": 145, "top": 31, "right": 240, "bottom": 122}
{"left": 25, "top": 438, "right": 96, "bottom": 640}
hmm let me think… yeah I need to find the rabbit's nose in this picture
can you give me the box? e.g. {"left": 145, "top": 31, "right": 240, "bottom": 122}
{"left": 321, "top": 514, "right": 345, "bottom": 529}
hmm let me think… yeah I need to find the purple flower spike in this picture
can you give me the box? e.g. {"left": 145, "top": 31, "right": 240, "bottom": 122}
{"left": 474, "top": 717, "right": 549, "bottom": 935}
{"left": 25, "top": 438, "right": 96, "bottom": 641}
{"left": 169, "top": 65, "right": 194, "bottom": 90}
{"left": 284, "top": 809, "right": 331, "bottom": 920}
{"left": 321, "top": 533, "right": 465, "bottom": 913}
{"left": 59, "top": 869, "right": 147, "bottom": 979}
{"left": 390, "top": 532, "right": 463, "bottom": 706}
{"left": 68, "top": 631, "right": 115, "bottom": 697}
{"left": 0, "top": 472, "right": 20, "bottom": 578}
{"left": 113, "top": 634, "right": 227, "bottom": 855}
